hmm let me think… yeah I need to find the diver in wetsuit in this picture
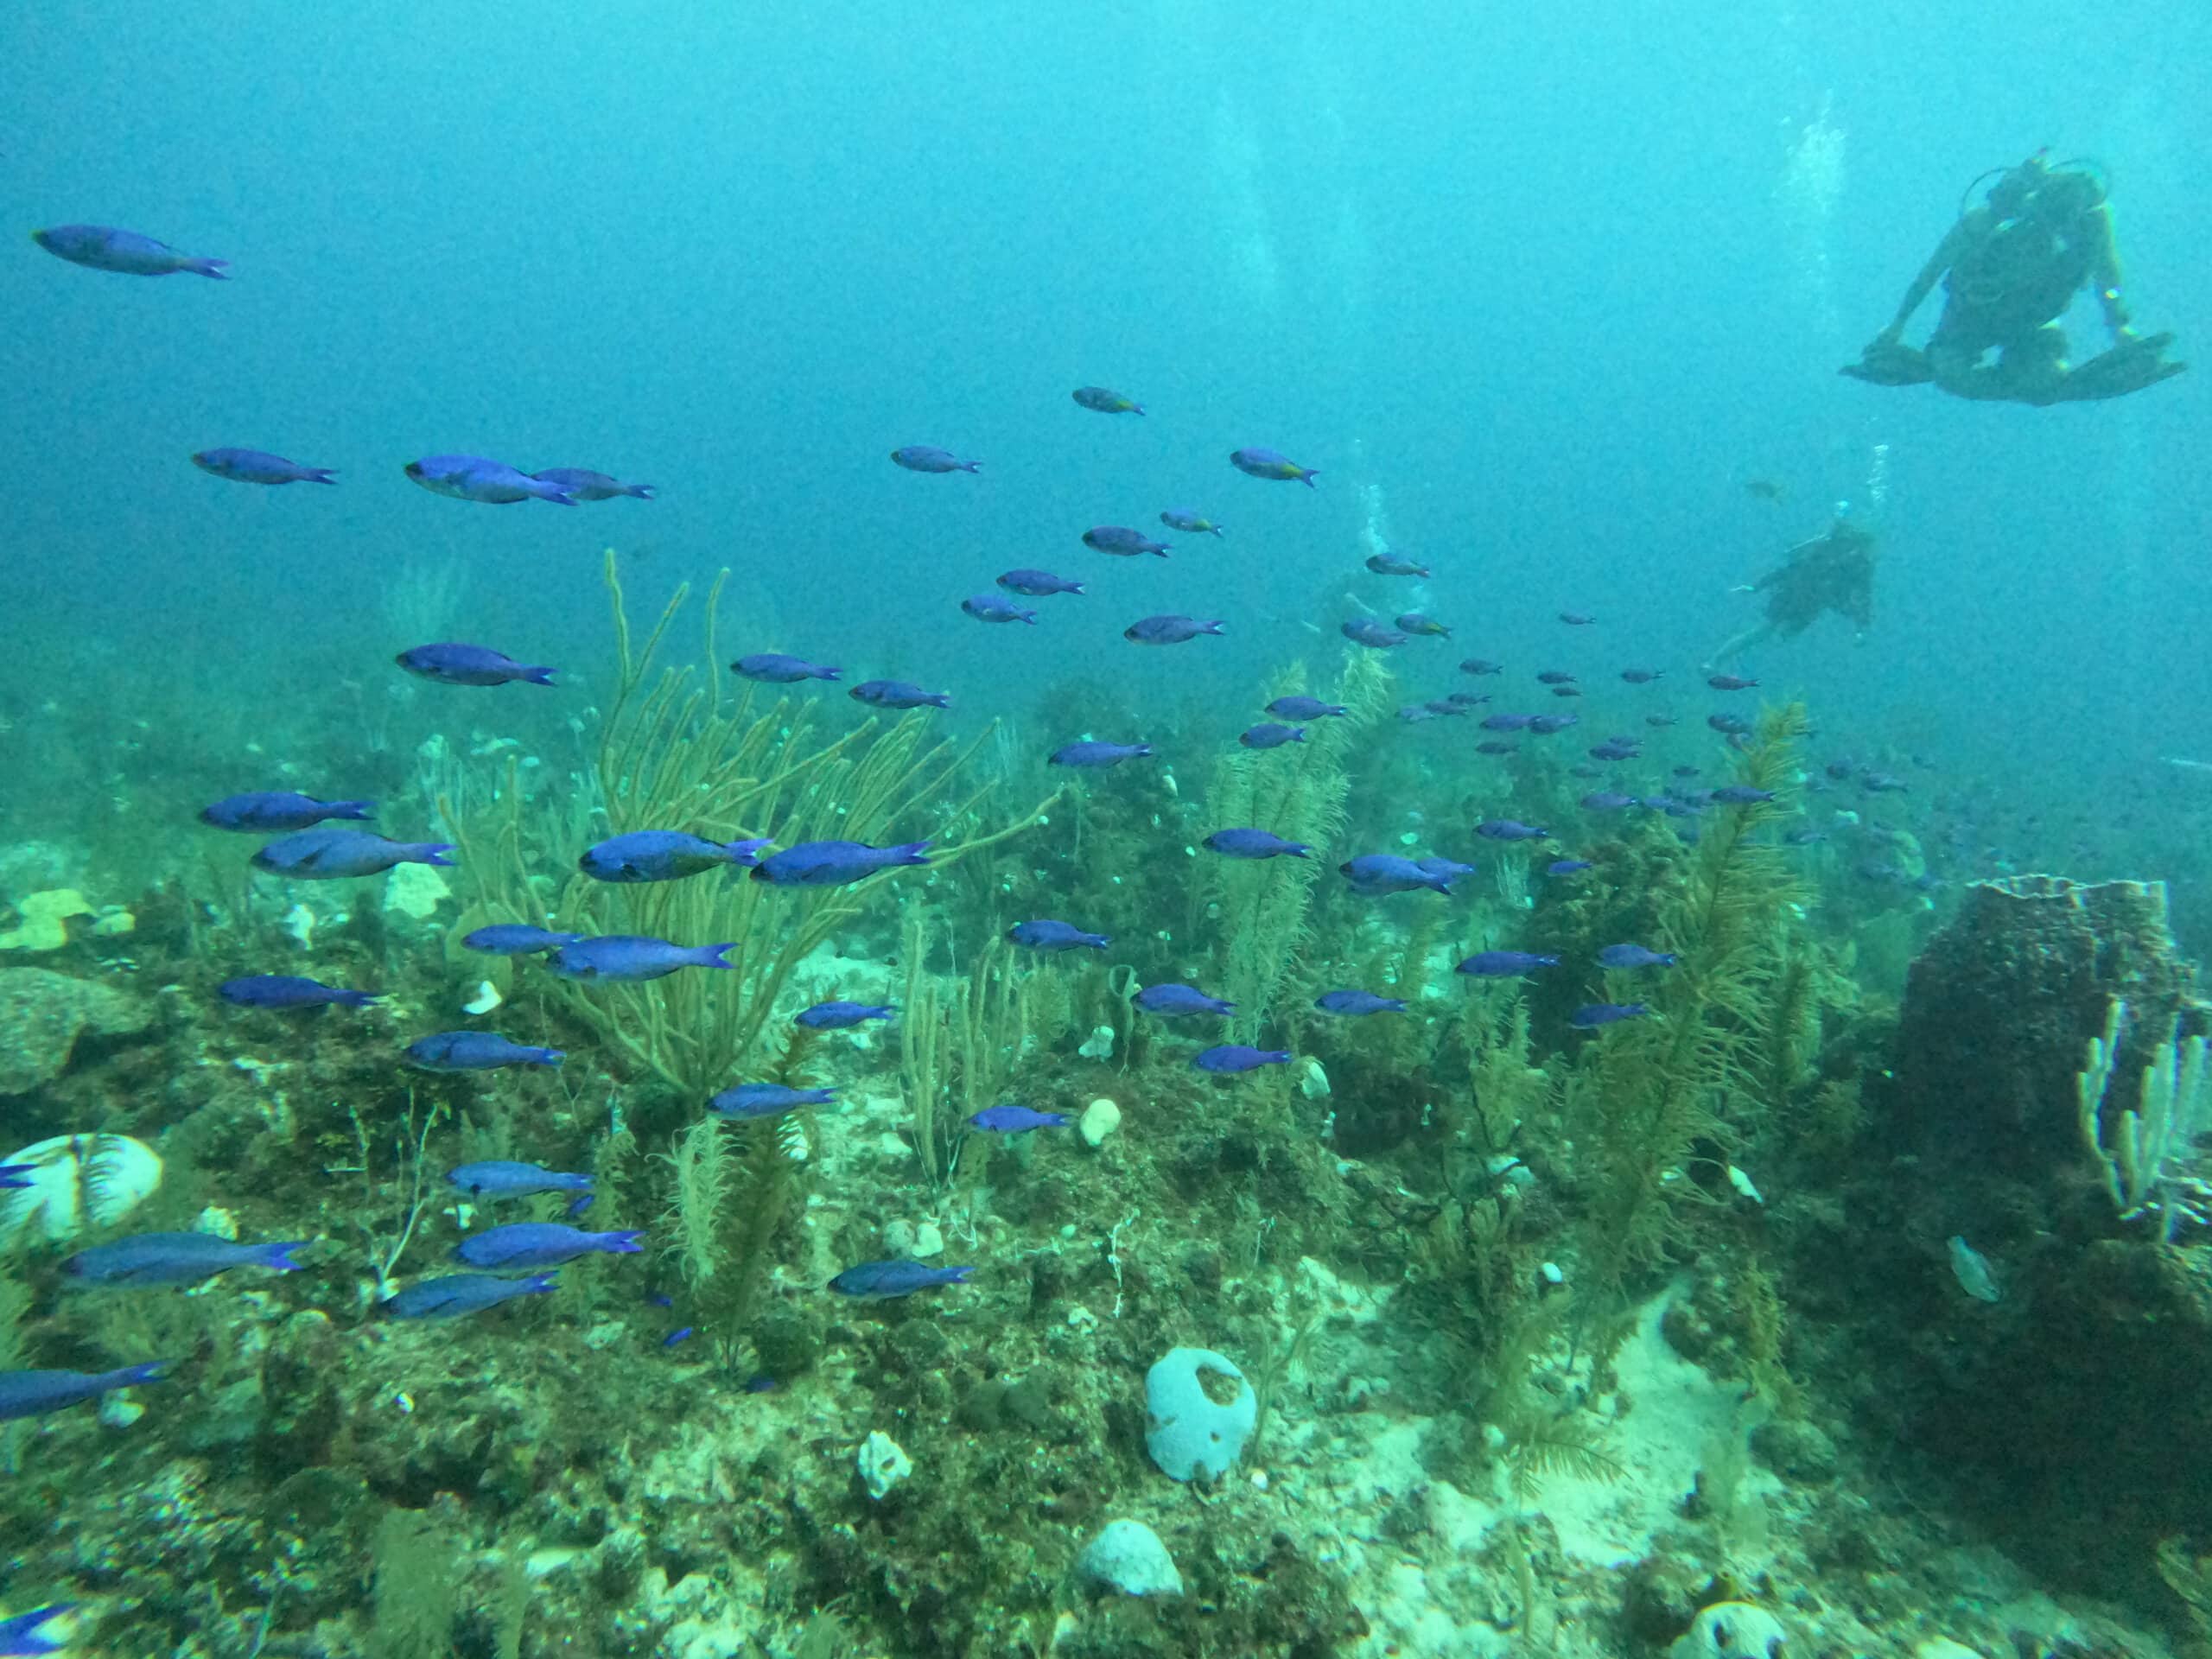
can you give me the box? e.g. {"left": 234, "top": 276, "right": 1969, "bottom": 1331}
{"left": 1704, "top": 517, "right": 1877, "bottom": 671}
{"left": 1842, "top": 152, "right": 2184, "bottom": 405}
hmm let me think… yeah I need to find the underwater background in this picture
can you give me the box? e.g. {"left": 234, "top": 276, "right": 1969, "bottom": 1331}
{"left": 4, "top": 1, "right": 2212, "bottom": 1656}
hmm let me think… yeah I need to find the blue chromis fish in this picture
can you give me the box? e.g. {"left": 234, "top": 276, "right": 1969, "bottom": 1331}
{"left": 829, "top": 1259, "right": 976, "bottom": 1299}
{"left": 405, "top": 454, "right": 575, "bottom": 505}
{"left": 1315, "top": 989, "right": 1406, "bottom": 1016}
{"left": 461, "top": 924, "right": 583, "bottom": 956}
{"left": 890, "top": 445, "right": 982, "bottom": 474}
{"left": 1160, "top": 509, "right": 1225, "bottom": 537}
{"left": 709, "top": 1083, "right": 838, "bottom": 1119}
{"left": 962, "top": 594, "right": 1037, "bottom": 625}
{"left": 732, "top": 652, "right": 839, "bottom": 683}
{"left": 1365, "top": 552, "right": 1429, "bottom": 577}
{"left": 1548, "top": 859, "right": 1594, "bottom": 875}
{"left": 397, "top": 643, "right": 556, "bottom": 687}
{"left": 751, "top": 839, "right": 930, "bottom": 886}
{"left": 1597, "top": 944, "right": 1677, "bottom": 969}
{"left": 1134, "top": 983, "right": 1234, "bottom": 1018}
{"left": 1709, "top": 785, "right": 1777, "bottom": 805}
{"left": 1050, "top": 741, "right": 1152, "bottom": 768}
{"left": 1343, "top": 619, "right": 1408, "bottom": 650}
{"left": 448, "top": 1161, "right": 592, "bottom": 1198}
{"left": 579, "top": 830, "right": 770, "bottom": 882}
{"left": 1267, "top": 696, "right": 1347, "bottom": 720}
{"left": 385, "top": 1272, "right": 557, "bottom": 1319}
{"left": 530, "top": 467, "right": 654, "bottom": 501}
{"left": 201, "top": 791, "right": 372, "bottom": 831}
{"left": 1072, "top": 385, "right": 1144, "bottom": 415}
{"left": 1456, "top": 950, "right": 1559, "bottom": 977}
{"left": 251, "top": 829, "right": 454, "bottom": 878}
{"left": 968, "top": 1104, "right": 1069, "bottom": 1132}
{"left": 1460, "top": 658, "right": 1504, "bottom": 676}
{"left": 1339, "top": 854, "right": 1459, "bottom": 896}
{"left": 1202, "top": 828, "right": 1311, "bottom": 859}
{"left": 1084, "top": 525, "right": 1171, "bottom": 557}
{"left": 547, "top": 935, "right": 736, "bottom": 982}
{"left": 64, "top": 1232, "right": 308, "bottom": 1287}
{"left": 1240, "top": 723, "right": 1306, "bottom": 749}
{"left": 1008, "top": 918, "right": 1109, "bottom": 952}
{"left": 1124, "top": 614, "right": 1224, "bottom": 645}
{"left": 453, "top": 1223, "right": 642, "bottom": 1269}
{"left": 795, "top": 1001, "right": 895, "bottom": 1030}
{"left": 850, "top": 679, "right": 950, "bottom": 709}
{"left": 0, "top": 1602, "right": 74, "bottom": 1654}
{"left": 34, "top": 223, "right": 226, "bottom": 277}
{"left": 0, "top": 1360, "right": 171, "bottom": 1421}
{"left": 1477, "top": 819, "right": 1550, "bottom": 842}
{"left": 1194, "top": 1045, "right": 1292, "bottom": 1074}
{"left": 219, "top": 975, "right": 378, "bottom": 1010}
{"left": 998, "top": 569, "right": 1085, "bottom": 597}
{"left": 1230, "top": 447, "right": 1319, "bottom": 486}
{"left": 404, "top": 1031, "right": 564, "bottom": 1071}
{"left": 1570, "top": 1002, "right": 1651, "bottom": 1028}
{"left": 191, "top": 448, "right": 336, "bottom": 486}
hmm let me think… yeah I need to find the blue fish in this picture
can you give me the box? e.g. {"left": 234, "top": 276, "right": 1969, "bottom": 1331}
{"left": 1395, "top": 613, "right": 1452, "bottom": 637}
{"left": 1460, "top": 658, "right": 1504, "bottom": 676}
{"left": 200, "top": 791, "right": 372, "bottom": 832}
{"left": 1477, "top": 820, "right": 1550, "bottom": 842}
{"left": 405, "top": 1031, "right": 563, "bottom": 1071}
{"left": 732, "top": 652, "right": 840, "bottom": 683}
{"left": 448, "top": 1161, "right": 592, "bottom": 1198}
{"left": 1240, "top": 723, "right": 1306, "bottom": 749}
{"left": 1548, "top": 859, "right": 1594, "bottom": 875}
{"left": 850, "top": 679, "right": 950, "bottom": 709}
{"left": 890, "top": 445, "right": 981, "bottom": 474}
{"left": 530, "top": 467, "right": 654, "bottom": 501}
{"left": 1124, "top": 614, "right": 1224, "bottom": 645}
{"left": 1528, "top": 715, "right": 1579, "bottom": 734}
{"left": 1133, "top": 983, "right": 1234, "bottom": 1018}
{"left": 1160, "top": 509, "right": 1225, "bottom": 537}
{"left": 1194, "top": 1045, "right": 1292, "bottom": 1074}
{"left": 547, "top": 936, "right": 736, "bottom": 982}
{"left": 0, "top": 1165, "right": 34, "bottom": 1190}
{"left": 709, "top": 1083, "right": 838, "bottom": 1119}
{"left": 1709, "top": 785, "right": 1777, "bottom": 805}
{"left": 219, "top": 975, "right": 378, "bottom": 1011}
{"left": 1365, "top": 553, "right": 1429, "bottom": 577}
{"left": 191, "top": 448, "right": 336, "bottom": 486}
{"left": 1621, "top": 668, "right": 1664, "bottom": 683}
{"left": 385, "top": 1272, "right": 558, "bottom": 1319}
{"left": 997, "top": 569, "right": 1085, "bottom": 597}
{"left": 1084, "top": 526, "right": 1171, "bottom": 557}
{"left": 963, "top": 594, "right": 1038, "bottom": 625}
{"left": 1008, "top": 918, "right": 1109, "bottom": 952}
{"left": 453, "top": 1224, "right": 642, "bottom": 1270}
{"left": 968, "top": 1104, "right": 1071, "bottom": 1133}
{"left": 405, "top": 454, "right": 575, "bottom": 505}
{"left": 1265, "top": 696, "right": 1346, "bottom": 720}
{"left": 1597, "top": 944, "right": 1677, "bottom": 969}
{"left": 1456, "top": 950, "right": 1559, "bottom": 977}
{"left": 580, "top": 830, "right": 770, "bottom": 882}
{"left": 1339, "top": 855, "right": 1458, "bottom": 896}
{"left": 1708, "top": 714, "right": 1753, "bottom": 735}
{"left": 1419, "top": 855, "right": 1477, "bottom": 883}
{"left": 1072, "top": 385, "right": 1144, "bottom": 416}
{"left": 65, "top": 1232, "right": 308, "bottom": 1287}
{"left": 1315, "top": 989, "right": 1406, "bottom": 1016}
{"left": 1343, "top": 619, "right": 1408, "bottom": 649}
{"left": 750, "top": 839, "right": 931, "bottom": 887}
{"left": 397, "top": 643, "right": 556, "bottom": 687}
{"left": 1570, "top": 1002, "right": 1652, "bottom": 1028}
{"left": 251, "top": 829, "right": 454, "bottom": 878}
{"left": 1229, "top": 447, "right": 1319, "bottom": 486}
{"left": 1202, "top": 828, "right": 1311, "bottom": 860}
{"left": 663, "top": 1326, "right": 696, "bottom": 1348}
{"left": 1580, "top": 792, "right": 1638, "bottom": 812}
{"left": 1050, "top": 741, "right": 1152, "bottom": 768}
{"left": 0, "top": 1602, "right": 73, "bottom": 1656}
{"left": 0, "top": 1361, "right": 170, "bottom": 1421}
{"left": 829, "top": 1259, "right": 976, "bottom": 1299}
{"left": 461, "top": 924, "right": 583, "bottom": 956}
{"left": 34, "top": 223, "right": 226, "bottom": 277}
{"left": 795, "top": 1001, "right": 895, "bottom": 1030}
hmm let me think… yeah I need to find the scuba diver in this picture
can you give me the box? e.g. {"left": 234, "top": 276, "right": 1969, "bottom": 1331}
{"left": 1704, "top": 513, "right": 1877, "bottom": 671}
{"left": 1841, "top": 151, "right": 2184, "bottom": 405}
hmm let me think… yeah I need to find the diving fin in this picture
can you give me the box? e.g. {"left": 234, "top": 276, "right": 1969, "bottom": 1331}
{"left": 2053, "top": 333, "right": 2188, "bottom": 401}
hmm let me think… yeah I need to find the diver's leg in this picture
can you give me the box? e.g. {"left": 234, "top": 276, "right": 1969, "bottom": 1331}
{"left": 1985, "top": 325, "right": 2073, "bottom": 405}
{"left": 1702, "top": 620, "right": 1777, "bottom": 675}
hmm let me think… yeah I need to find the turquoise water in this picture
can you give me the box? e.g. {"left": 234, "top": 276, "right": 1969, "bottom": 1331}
{"left": 3, "top": 4, "right": 2209, "bottom": 1656}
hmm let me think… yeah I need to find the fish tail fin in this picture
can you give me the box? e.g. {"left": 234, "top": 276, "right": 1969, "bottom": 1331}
{"left": 893, "top": 840, "right": 932, "bottom": 866}
{"left": 107, "top": 1359, "right": 175, "bottom": 1389}
{"left": 305, "top": 468, "right": 339, "bottom": 485}
{"left": 417, "top": 844, "right": 459, "bottom": 867}
{"left": 524, "top": 666, "right": 558, "bottom": 686}
{"left": 536, "top": 483, "right": 578, "bottom": 505}
{"left": 339, "top": 990, "right": 382, "bottom": 1007}
{"left": 1205, "top": 620, "right": 1226, "bottom": 635}
{"left": 627, "top": 484, "right": 657, "bottom": 499}
{"left": 1020, "top": 611, "right": 1038, "bottom": 625}
{"left": 1069, "top": 581, "right": 1086, "bottom": 594}
{"left": 524, "top": 1273, "right": 560, "bottom": 1294}
{"left": 960, "top": 460, "right": 982, "bottom": 472}
{"left": 334, "top": 800, "right": 376, "bottom": 819}
{"left": 259, "top": 1240, "right": 315, "bottom": 1272}
{"left": 188, "top": 257, "right": 230, "bottom": 279}
{"left": 1301, "top": 469, "right": 1320, "bottom": 487}
{"left": 532, "top": 1048, "right": 567, "bottom": 1068}
{"left": 1151, "top": 547, "right": 1170, "bottom": 557}
{"left": 946, "top": 1266, "right": 977, "bottom": 1283}
{"left": 1211, "top": 525, "right": 1226, "bottom": 537}
{"left": 702, "top": 942, "right": 739, "bottom": 968}
{"left": 601, "top": 1231, "right": 645, "bottom": 1255}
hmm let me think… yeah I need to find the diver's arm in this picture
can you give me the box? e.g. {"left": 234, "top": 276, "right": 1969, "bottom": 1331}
{"left": 1877, "top": 214, "right": 1976, "bottom": 341}
{"left": 2085, "top": 205, "right": 2135, "bottom": 341}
